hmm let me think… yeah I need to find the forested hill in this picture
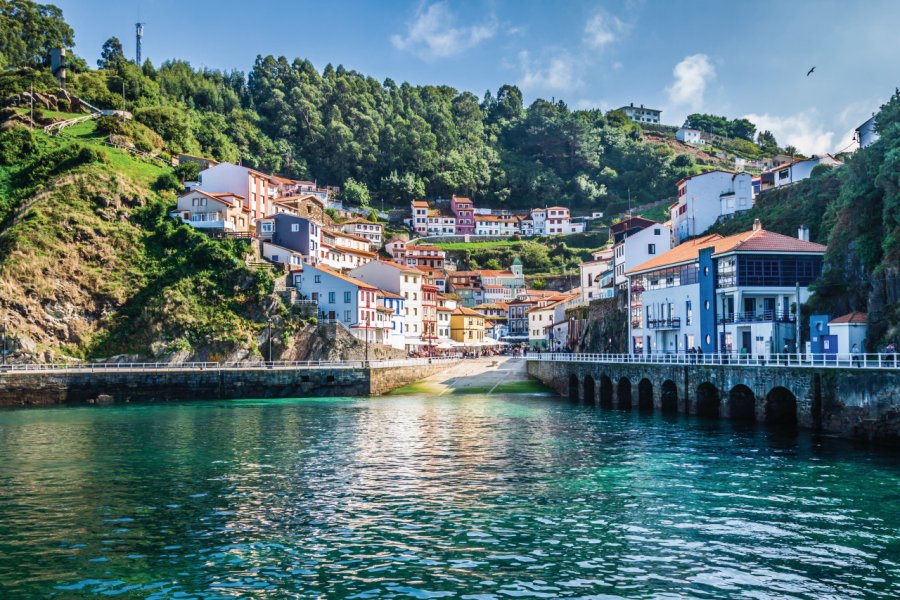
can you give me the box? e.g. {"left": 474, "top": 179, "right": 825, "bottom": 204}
{"left": 1, "top": 1, "right": 792, "bottom": 214}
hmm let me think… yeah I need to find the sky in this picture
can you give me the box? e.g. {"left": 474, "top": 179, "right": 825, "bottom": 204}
{"left": 53, "top": 0, "right": 900, "bottom": 155}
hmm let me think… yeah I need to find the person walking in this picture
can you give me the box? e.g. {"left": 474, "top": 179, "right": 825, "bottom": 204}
{"left": 851, "top": 343, "right": 861, "bottom": 368}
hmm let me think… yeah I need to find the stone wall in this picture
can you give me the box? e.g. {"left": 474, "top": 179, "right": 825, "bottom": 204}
{"left": 527, "top": 359, "right": 900, "bottom": 445}
{"left": 0, "top": 362, "right": 459, "bottom": 408}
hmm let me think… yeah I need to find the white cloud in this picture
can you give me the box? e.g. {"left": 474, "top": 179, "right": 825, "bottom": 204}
{"left": 391, "top": 2, "right": 497, "bottom": 59}
{"left": 575, "top": 99, "right": 611, "bottom": 111}
{"left": 743, "top": 110, "right": 835, "bottom": 155}
{"left": 666, "top": 54, "right": 715, "bottom": 110}
{"left": 583, "top": 12, "right": 625, "bottom": 49}
{"left": 517, "top": 51, "right": 581, "bottom": 93}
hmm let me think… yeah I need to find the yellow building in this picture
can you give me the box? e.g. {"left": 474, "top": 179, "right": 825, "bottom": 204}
{"left": 450, "top": 306, "right": 485, "bottom": 345}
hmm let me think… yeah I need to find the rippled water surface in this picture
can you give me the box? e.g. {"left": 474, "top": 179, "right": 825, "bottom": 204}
{"left": 0, "top": 394, "right": 898, "bottom": 598}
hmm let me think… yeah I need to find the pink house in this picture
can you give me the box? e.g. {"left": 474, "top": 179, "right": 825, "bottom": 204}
{"left": 450, "top": 196, "right": 475, "bottom": 235}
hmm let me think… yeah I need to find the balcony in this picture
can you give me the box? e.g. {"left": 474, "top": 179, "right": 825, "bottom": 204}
{"left": 719, "top": 310, "right": 795, "bottom": 324}
{"left": 647, "top": 317, "right": 681, "bottom": 330}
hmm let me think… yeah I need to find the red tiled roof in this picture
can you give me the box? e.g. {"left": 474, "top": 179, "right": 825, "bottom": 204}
{"left": 829, "top": 312, "right": 867, "bottom": 324}
{"left": 378, "top": 289, "right": 405, "bottom": 300}
{"left": 411, "top": 200, "right": 430, "bottom": 208}
{"left": 453, "top": 306, "right": 485, "bottom": 317}
{"left": 627, "top": 228, "right": 826, "bottom": 275}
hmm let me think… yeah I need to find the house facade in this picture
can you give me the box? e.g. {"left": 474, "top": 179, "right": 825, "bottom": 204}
{"left": 670, "top": 171, "right": 755, "bottom": 245}
{"left": 259, "top": 214, "right": 322, "bottom": 265}
{"left": 450, "top": 307, "right": 485, "bottom": 346}
{"left": 197, "top": 162, "right": 283, "bottom": 226}
{"left": 617, "top": 102, "right": 662, "bottom": 124}
{"left": 626, "top": 222, "right": 826, "bottom": 357}
{"left": 450, "top": 196, "right": 475, "bottom": 235}
{"left": 676, "top": 128, "right": 706, "bottom": 145}
{"left": 580, "top": 248, "right": 615, "bottom": 303}
{"left": 612, "top": 217, "right": 672, "bottom": 288}
{"left": 760, "top": 155, "right": 842, "bottom": 191}
{"left": 339, "top": 218, "right": 383, "bottom": 248}
{"left": 350, "top": 260, "right": 424, "bottom": 349}
{"left": 293, "top": 263, "right": 380, "bottom": 342}
{"left": 411, "top": 200, "right": 430, "bottom": 236}
{"left": 174, "top": 189, "right": 249, "bottom": 232}
{"left": 855, "top": 115, "right": 879, "bottom": 149}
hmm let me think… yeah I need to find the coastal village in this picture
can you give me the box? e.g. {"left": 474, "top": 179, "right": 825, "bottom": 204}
{"left": 171, "top": 103, "right": 880, "bottom": 359}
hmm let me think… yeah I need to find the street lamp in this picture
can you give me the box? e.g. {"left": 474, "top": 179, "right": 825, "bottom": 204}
{"left": 365, "top": 316, "right": 370, "bottom": 365}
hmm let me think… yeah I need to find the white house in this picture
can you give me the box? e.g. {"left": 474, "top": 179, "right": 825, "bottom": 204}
{"left": 339, "top": 218, "right": 383, "bottom": 248}
{"left": 474, "top": 214, "right": 521, "bottom": 237}
{"left": 530, "top": 207, "right": 584, "bottom": 236}
{"left": 527, "top": 294, "right": 580, "bottom": 349}
{"left": 350, "top": 260, "right": 425, "bottom": 350}
{"left": 411, "top": 200, "right": 430, "bottom": 236}
{"left": 378, "top": 290, "right": 407, "bottom": 349}
{"left": 828, "top": 312, "right": 868, "bottom": 355}
{"left": 670, "top": 170, "right": 755, "bottom": 245}
{"left": 855, "top": 115, "right": 879, "bottom": 149}
{"left": 293, "top": 263, "right": 382, "bottom": 343}
{"left": 611, "top": 217, "right": 672, "bottom": 288}
{"left": 676, "top": 127, "right": 706, "bottom": 145}
{"left": 761, "top": 155, "right": 842, "bottom": 191}
{"left": 626, "top": 221, "right": 826, "bottom": 357}
{"left": 617, "top": 103, "right": 662, "bottom": 124}
{"left": 580, "top": 248, "right": 615, "bottom": 303}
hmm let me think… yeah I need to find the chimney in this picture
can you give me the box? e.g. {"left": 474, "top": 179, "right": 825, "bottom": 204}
{"left": 752, "top": 218, "right": 762, "bottom": 232}
{"left": 798, "top": 224, "right": 809, "bottom": 242}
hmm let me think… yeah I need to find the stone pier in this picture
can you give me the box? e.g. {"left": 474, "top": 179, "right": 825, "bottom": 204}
{"left": 0, "top": 361, "right": 456, "bottom": 407}
{"left": 527, "top": 359, "right": 900, "bottom": 445}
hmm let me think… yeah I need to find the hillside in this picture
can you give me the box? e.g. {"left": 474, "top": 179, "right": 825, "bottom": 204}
{"left": 713, "top": 90, "right": 900, "bottom": 349}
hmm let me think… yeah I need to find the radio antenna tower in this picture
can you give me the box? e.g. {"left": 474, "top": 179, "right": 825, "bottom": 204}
{"left": 135, "top": 22, "right": 145, "bottom": 64}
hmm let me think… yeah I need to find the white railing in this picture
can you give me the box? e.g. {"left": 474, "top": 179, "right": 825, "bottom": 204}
{"left": 522, "top": 352, "right": 900, "bottom": 370}
{"left": 0, "top": 357, "right": 459, "bottom": 374}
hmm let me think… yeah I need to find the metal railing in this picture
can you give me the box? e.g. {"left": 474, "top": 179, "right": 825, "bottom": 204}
{"left": 522, "top": 352, "right": 900, "bottom": 370}
{"left": 719, "top": 310, "right": 795, "bottom": 324}
{"left": 647, "top": 317, "right": 681, "bottom": 329}
{"left": 0, "top": 357, "right": 459, "bottom": 374}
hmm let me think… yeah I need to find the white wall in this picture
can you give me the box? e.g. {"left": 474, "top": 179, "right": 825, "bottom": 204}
{"left": 614, "top": 224, "right": 671, "bottom": 286}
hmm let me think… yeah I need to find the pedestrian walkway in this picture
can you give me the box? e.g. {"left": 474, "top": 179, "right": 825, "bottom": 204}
{"left": 390, "top": 357, "right": 547, "bottom": 395}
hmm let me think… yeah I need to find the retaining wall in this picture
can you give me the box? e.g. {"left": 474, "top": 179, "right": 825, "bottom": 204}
{"left": 0, "top": 362, "right": 457, "bottom": 407}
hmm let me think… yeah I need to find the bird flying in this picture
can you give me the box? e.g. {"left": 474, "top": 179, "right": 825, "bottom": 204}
{"left": 807, "top": 66, "right": 816, "bottom": 76}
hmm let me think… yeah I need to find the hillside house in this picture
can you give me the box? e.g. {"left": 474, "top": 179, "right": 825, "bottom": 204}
{"left": 670, "top": 170, "right": 755, "bottom": 244}
{"left": 173, "top": 189, "right": 249, "bottom": 232}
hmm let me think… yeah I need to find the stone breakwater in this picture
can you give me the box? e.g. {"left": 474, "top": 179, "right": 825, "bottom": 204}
{"left": 0, "top": 362, "right": 456, "bottom": 407}
{"left": 527, "top": 359, "right": 900, "bottom": 445}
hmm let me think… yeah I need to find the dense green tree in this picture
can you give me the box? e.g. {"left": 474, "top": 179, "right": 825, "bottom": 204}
{"left": 0, "top": 0, "right": 74, "bottom": 68}
{"left": 342, "top": 177, "right": 370, "bottom": 207}
{"left": 97, "top": 36, "right": 124, "bottom": 70}
{"left": 758, "top": 130, "right": 778, "bottom": 153}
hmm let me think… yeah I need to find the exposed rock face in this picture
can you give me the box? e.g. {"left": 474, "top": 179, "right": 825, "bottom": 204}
{"left": 575, "top": 297, "right": 628, "bottom": 353}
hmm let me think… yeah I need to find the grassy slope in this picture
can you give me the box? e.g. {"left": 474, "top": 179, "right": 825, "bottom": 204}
{"left": 0, "top": 124, "right": 273, "bottom": 360}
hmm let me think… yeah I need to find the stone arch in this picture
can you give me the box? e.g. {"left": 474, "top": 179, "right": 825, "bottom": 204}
{"left": 583, "top": 374, "right": 596, "bottom": 405}
{"left": 765, "top": 386, "right": 798, "bottom": 430}
{"left": 617, "top": 377, "right": 632, "bottom": 410}
{"left": 728, "top": 384, "right": 756, "bottom": 421}
{"left": 661, "top": 380, "right": 678, "bottom": 414}
{"left": 599, "top": 375, "right": 613, "bottom": 408}
{"left": 568, "top": 374, "right": 579, "bottom": 402}
{"left": 638, "top": 378, "right": 654, "bottom": 412}
{"left": 696, "top": 382, "right": 720, "bottom": 418}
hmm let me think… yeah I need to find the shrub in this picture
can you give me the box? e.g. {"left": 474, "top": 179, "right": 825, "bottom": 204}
{"left": 153, "top": 172, "right": 182, "bottom": 193}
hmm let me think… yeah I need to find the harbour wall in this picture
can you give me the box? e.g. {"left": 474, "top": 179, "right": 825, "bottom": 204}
{"left": 527, "top": 360, "right": 900, "bottom": 445}
{"left": 0, "top": 361, "right": 455, "bottom": 407}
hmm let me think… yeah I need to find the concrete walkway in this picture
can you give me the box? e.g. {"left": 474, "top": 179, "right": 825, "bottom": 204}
{"left": 391, "top": 356, "right": 545, "bottom": 395}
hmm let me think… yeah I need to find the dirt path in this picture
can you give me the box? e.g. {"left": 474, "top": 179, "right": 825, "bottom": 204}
{"left": 390, "top": 356, "right": 546, "bottom": 395}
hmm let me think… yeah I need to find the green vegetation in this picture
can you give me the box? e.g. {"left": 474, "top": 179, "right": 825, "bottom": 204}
{"left": 0, "top": 98, "right": 274, "bottom": 360}
{"left": 713, "top": 90, "right": 900, "bottom": 348}
{"left": 684, "top": 113, "right": 757, "bottom": 141}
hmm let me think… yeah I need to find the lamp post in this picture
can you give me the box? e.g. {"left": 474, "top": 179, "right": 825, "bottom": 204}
{"left": 2, "top": 316, "right": 7, "bottom": 365}
{"left": 365, "top": 317, "right": 370, "bottom": 365}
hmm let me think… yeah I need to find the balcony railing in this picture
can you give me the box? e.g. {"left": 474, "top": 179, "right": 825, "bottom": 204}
{"left": 719, "top": 310, "right": 795, "bottom": 324}
{"left": 647, "top": 317, "right": 681, "bottom": 330}
{"left": 521, "top": 352, "right": 900, "bottom": 370}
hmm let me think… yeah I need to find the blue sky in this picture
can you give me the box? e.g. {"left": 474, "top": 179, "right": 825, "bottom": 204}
{"left": 54, "top": 0, "right": 899, "bottom": 154}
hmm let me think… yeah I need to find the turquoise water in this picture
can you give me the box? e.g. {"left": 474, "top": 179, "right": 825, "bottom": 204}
{"left": 0, "top": 394, "right": 897, "bottom": 598}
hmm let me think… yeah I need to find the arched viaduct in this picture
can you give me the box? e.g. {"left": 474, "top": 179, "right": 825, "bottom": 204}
{"left": 531, "top": 359, "right": 900, "bottom": 443}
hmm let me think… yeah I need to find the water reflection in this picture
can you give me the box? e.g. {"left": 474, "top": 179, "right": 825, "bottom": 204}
{"left": 0, "top": 395, "right": 897, "bottom": 598}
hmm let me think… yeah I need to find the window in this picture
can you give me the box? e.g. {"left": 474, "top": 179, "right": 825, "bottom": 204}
{"left": 261, "top": 222, "right": 273, "bottom": 233}
{"left": 648, "top": 244, "right": 656, "bottom": 255}
{"left": 314, "top": 275, "right": 321, "bottom": 283}
{"left": 344, "top": 310, "right": 351, "bottom": 321}
{"left": 344, "top": 291, "right": 351, "bottom": 303}
{"left": 778, "top": 169, "right": 790, "bottom": 180}
{"left": 654, "top": 228, "right": 661, "bottom": 235}
{"left": 686, "top": 300, "right": 693, "bottom": 325}
{"left": 291, "top": 223, "right": 300, "bottom": 232}
{"left": 328, "top": 292, "right": 336, "bottom": 303}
